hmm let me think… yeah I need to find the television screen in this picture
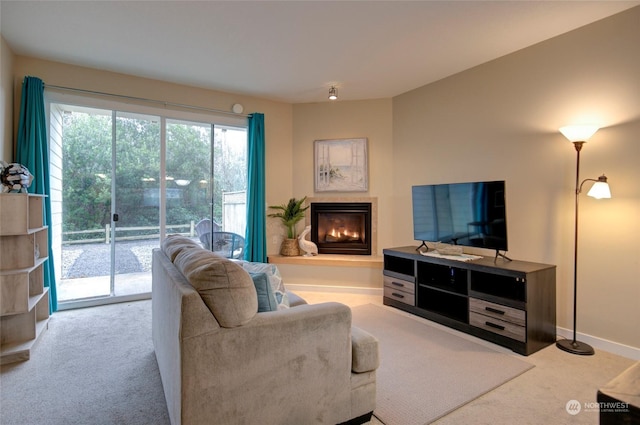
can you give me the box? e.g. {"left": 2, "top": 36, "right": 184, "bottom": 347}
{"left": 412, "top": 180, "right": 508, "bottom": 252}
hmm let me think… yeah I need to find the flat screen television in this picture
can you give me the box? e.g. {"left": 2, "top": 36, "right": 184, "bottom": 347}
{"left": 412, "top": 180, "right": 508, "bottom": 254}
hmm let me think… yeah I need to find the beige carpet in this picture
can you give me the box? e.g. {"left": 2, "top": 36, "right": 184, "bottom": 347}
{"left": 351, "top": 304, "right": 534, "bottom": 425}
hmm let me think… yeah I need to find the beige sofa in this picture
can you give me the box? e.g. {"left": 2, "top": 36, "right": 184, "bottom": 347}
{"left": 152, "top": 235, "right": 379, "bottom": 425}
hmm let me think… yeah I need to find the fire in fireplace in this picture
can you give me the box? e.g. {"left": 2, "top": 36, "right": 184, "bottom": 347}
{"left": 310, "top": 202, "right": 372, "bottom": 255}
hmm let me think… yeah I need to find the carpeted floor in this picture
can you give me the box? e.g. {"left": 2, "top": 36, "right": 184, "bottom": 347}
{"left": 351, "top": 304, "right": 534, "bottom": 425}
{"left": 1, "top": 297, "right": 635, "bottom": 425}
{"left": 0, "top": 301, "right": 169, "bottom": 425}
{"left": 3, "top": 300, "right": 530, "bottom": 425}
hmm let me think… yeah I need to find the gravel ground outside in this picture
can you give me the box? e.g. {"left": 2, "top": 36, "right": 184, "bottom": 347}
{"left": 61, "top": 238, "right": 194, "bottom": 279}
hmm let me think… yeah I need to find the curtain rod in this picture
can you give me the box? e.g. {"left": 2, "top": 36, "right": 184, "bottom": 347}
{"left": 44, "top": 84, "right": 252, "bottom": 118}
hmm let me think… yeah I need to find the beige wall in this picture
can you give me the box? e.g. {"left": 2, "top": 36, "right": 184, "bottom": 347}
{"left": 268, "top": 99, "right": 394, "bottom": 292}
{"left": 392, "top": 8, "right": 640, "bottom": 349}
{"left": 1, "top": 35, "right": 14, "bottom": 160}
{"left": 290, "top": 99, "right": 393, "bottom": 254}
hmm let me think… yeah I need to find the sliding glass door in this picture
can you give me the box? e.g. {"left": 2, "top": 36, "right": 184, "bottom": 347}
{"left": 49, "top": 98, "right": 247, "bottom": 309}
{"left": 54, "top": 105, "right": 160, "bottom": 304}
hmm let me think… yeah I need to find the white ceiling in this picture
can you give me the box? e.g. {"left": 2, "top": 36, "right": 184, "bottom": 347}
{"left": 1, "top": 1, "right": 638, "bottom": 104}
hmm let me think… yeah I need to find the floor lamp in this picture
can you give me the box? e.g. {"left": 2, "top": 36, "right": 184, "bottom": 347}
{"left": 556, "top": 125, "right": 611, "bottom": 356}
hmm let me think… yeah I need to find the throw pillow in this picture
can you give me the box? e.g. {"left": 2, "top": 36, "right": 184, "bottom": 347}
{"left": 249, "top": 272, "right": 278, "bottom": 312}
{"left": 161, "top": 234, "right": 201, "bottom": 262}
{"left": 235, "top": 261, "right": 290, "bottom": 309}
{"left": 173, "top": 248, "right": 258, "bottom": 328}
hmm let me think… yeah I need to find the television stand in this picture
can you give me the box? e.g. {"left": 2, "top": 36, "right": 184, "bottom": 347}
{"left": 494, "top": 250, "right": 512, "bottom": 262}
{"left": 383, "top": 246, "right": 556, "bottom": 355}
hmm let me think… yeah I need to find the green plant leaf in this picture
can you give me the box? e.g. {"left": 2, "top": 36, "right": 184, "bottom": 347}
{"left": 268, "top": 196, "right": 309, "bottom": 238}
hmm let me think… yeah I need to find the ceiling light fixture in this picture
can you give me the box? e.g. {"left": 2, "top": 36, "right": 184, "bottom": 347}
{"left": 328, "top": 86, "right": 338, "bottom": 100}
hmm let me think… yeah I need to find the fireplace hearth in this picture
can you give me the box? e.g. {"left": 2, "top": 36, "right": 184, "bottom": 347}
{"left": 310, "top": 202, "right": 372, "bottom": 255}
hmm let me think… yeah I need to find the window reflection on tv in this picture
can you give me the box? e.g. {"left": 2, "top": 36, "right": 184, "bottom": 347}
{"left": 412, "top": 181, "right": 507, "bottom": 251}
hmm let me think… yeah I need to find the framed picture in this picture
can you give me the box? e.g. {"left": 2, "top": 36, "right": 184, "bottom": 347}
{"left": 314, "top": 138, "right": 368, "bottom": 192}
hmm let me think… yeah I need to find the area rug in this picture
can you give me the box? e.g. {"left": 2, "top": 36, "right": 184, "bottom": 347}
{"left": 351, "top": 304, "right": 534, "bottom": 425}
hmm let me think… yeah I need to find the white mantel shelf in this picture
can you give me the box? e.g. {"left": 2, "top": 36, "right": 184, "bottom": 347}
{"left": 268, "top": 254, "right": 383, "bottom": 269}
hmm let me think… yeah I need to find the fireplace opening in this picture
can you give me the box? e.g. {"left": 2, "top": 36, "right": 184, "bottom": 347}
{"left": 311, "top": 202, "right": 372, "bottom": 255}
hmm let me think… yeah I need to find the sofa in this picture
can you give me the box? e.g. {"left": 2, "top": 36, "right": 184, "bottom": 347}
{"left": 152, "top": 235, "right": 379, "bottom": 425}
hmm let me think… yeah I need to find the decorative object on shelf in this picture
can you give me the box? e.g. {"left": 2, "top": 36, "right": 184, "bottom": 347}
{"left": 328, "top": 86, "right": 338, "bottom": 100}
{"left": 556, "top": 124, "right": 612, "bottom": 356}
{"left": 268, "top": 197, "right": 309, "bottom": 256}
{"left": 434, "top": 242, "right": 464, "bottom": 256}
{"left": 298, "top": 225, "right": 318, "bottom": 256}
{"left": 314, "top": 138, "right": 368, "bottom": 192}
{"left": 0, "top": 161, "right": 33, "bottom": 193}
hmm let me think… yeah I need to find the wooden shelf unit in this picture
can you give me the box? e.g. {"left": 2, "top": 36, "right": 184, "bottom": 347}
{"left": 0, "top": 193, "right": 50, "bottom": 364}
{"left": 383, "top": 246, "right": 556, "bottom": 356}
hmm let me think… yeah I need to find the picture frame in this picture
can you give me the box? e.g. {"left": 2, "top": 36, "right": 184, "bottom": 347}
{"left": 314, "top": 138, "right": 368, "bottom": 192}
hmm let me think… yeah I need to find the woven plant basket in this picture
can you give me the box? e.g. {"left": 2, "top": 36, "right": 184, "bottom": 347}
{"left": 280, "top": 238, "right": 301, "bottom": 256}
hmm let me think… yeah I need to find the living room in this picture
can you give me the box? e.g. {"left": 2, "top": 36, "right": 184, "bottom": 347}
{"left": 1, "top": 2, "right": 639, "bottom": 424}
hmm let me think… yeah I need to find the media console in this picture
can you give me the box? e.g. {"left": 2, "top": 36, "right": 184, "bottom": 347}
{"left": 383, "top": 246, "right": 556, "bottom": 355}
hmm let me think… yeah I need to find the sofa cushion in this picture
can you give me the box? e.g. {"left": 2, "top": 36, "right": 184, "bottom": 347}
{"left": 249, "top": 272, "right": 279, "bottom": 312}
{"left": 173, "top": 247, "right": 258, "bottom": 327}
{"left": 161, "top": 234, "right": 201, "bottom": 262}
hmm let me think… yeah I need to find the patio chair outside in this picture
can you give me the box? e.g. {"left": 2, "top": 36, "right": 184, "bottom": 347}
{"left": 195, "top": 218, "right": 221, "bottom": 250}
{"left": 209, "top": 231, "right": 245, "bottom": 259}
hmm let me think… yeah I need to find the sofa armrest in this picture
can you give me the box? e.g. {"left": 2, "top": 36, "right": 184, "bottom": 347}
{"left": 351, "top": 326, "right": 379, "bottom": 373}
{"left": 287, "top": 290, "right": 308, "bottom": 307}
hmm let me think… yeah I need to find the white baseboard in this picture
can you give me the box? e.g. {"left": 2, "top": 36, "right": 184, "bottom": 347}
{"left": 556, "top": 326, "right": 640, "bottom": 360}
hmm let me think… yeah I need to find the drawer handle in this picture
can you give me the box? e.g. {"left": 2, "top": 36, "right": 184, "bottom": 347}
{"left": 485, "top": 321, "right": 505, "bottom": 331}
{"left": 391, "top": 281, "right": 405, "bottom": 288}
{"left": 392, "top": 292, "right": 405, "bottom": 299}
{"left": 485, "top": 306, "right": 505, "bottom": 315}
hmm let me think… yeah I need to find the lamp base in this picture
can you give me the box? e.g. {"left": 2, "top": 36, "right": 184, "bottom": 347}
{"left": 556, "top": 339, "right": 595, "bottom": 355}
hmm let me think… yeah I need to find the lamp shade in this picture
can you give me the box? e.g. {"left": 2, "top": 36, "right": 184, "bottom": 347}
{"left": 559, "top": 125, "right": 599, "bottom": 142}
{"left": 587, "top": 176, "right": 611, "bottom": 199}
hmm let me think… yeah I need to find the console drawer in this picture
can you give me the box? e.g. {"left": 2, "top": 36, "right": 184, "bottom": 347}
{"left": 469, "top": 312, "right": 526, "bottom": 342}
{"left": 469, "top": 298, "right": 525, "bottom": 326}
{"left": 383, "top": 275, "right": 415, "bottom": 294}
{"left": 384, "top": 286, "right": 415, "bottom": 306}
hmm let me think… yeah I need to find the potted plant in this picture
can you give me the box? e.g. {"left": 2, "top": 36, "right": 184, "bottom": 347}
{"left": 268, "top": 196, "right": 309, "bottom": 256}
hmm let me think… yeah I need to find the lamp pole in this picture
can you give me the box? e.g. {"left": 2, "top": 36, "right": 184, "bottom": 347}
{"left": 556, "top": 141, "right": 595, "bottom": 355}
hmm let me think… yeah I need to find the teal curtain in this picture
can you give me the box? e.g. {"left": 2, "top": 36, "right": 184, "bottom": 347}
{"left": 244, "top": 113, "right": 267, "bottom": 262}
{"left": 16, "top": 76, "right": 57, "bottom": 312}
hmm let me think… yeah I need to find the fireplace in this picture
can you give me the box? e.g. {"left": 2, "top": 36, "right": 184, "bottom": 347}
{"left": 310, "top": 202, "right": 372, "bottom": 255}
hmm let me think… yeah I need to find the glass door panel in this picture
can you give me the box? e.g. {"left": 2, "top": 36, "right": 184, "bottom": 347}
{"left": 58, "top": 107, "right": 113, "bottom": 302}
{"left": 165, "top": 119, "right": 212, "bottom": 247}
{"left": 213, "top": 126, "right": 248, "bottom": 238}
{"left": 113, "top": 112, "right": 161, "bottom": 296}
{"left": 164, "top": 121, "right": 248, "bottom": 258}
{"left": 56, "top": 106, "right": 160, "bottom": 304}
